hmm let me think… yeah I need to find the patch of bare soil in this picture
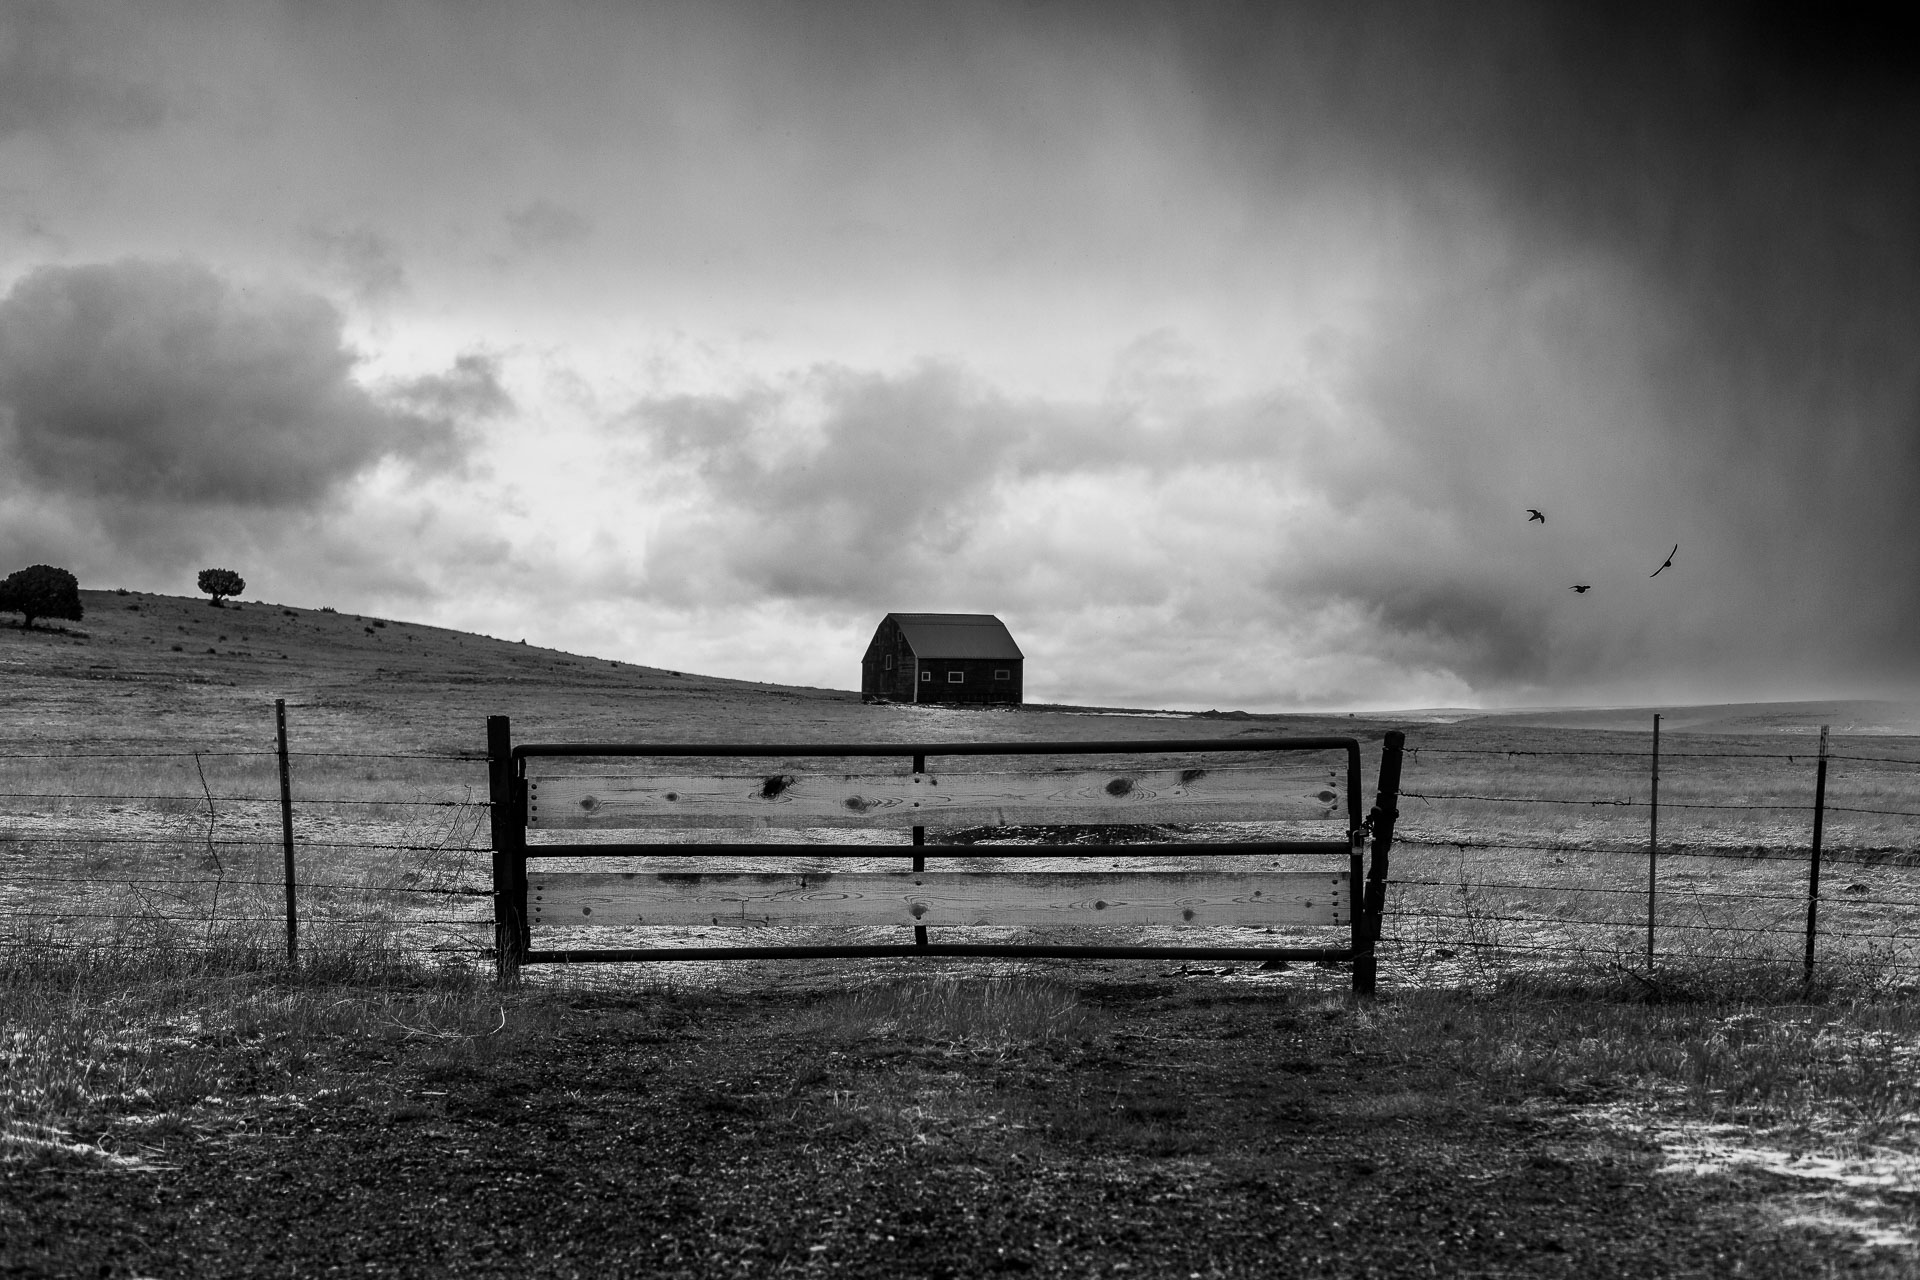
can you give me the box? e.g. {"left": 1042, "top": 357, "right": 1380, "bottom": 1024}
{"left": 3, "top": 971, "right": 1905, "bottom": 1279}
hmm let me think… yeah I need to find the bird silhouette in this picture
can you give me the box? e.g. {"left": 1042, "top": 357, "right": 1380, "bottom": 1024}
{"left": 1650, "top": 544, "right": 1678, "bottom": 577}
{"left": 1526, "top": 509, "right": 1545, "bottom": 523}
{"left": 1570, "top": 584, "right": 1592, "bottom": 593}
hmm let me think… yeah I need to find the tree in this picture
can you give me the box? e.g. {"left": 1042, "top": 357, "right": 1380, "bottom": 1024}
{"left": 0, "top": 564, "right": 83, "bottom": 630}
{"left": 197, "top": 568, "right": 246, "bottom": 606}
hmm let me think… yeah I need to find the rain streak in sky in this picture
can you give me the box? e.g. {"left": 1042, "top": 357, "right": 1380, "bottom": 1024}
{"left": 0, "top": 1, "right": 1915, "bottom": 710}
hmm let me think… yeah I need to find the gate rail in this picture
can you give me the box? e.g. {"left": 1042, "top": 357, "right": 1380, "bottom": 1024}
{"left": 488, "top": 718, "right": 1405, "bottom": 992}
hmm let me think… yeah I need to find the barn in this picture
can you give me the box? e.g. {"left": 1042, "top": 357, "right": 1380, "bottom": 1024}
{"left": 860, "top": 613, "right": 1024, "bottom": 706}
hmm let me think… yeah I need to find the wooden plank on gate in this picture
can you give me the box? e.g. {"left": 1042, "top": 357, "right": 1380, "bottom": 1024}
{"left": 529, "top": 869, "right": 1348, "bottom": 928}
{"left": 525, "top": 764, "right": 1342, "bottom": 830}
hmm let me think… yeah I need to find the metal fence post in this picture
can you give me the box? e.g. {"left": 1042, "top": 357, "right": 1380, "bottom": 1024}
{"left": 1357, "top": 729, "right": 1405, "bottom": 996}
{"left": 1804, "top": 724, "right": 1829, "bottom": 989}
{"left": 487, "top": 716, "right": 525, "bottom": 984}
{"left": 1648, "top": 713, "right": 1660, "bottom": 972}
{"left": 275, "top": 699, "right": 297, "bottom": 968}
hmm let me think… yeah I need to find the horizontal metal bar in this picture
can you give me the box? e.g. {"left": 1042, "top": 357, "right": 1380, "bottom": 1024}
{"left": 521, "top": 944, "right": 1358, "bottom": 964}
{"left": 522, "top": 840, "right": 1357, "bottom": 859}
{"left": 512, "top": 737, "right": 1360, "bottom": 761}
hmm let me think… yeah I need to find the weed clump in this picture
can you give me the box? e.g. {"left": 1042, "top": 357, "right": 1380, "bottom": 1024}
{"left": 803, "top": 975, "right": 1093, "bottom": 1051}
{"left": 1, "top": 934, "right": 500, "bottom": 1168}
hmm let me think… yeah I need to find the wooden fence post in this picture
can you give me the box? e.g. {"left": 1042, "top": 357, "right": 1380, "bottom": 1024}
{"left": 1804, "top": 724, "right": 1829, "bottom": 990}
{"left": 276, "top": 699, "right": 297, "bottom": 968}
{"left": 488, "top": 716, "right": 525, "bottom": 984}
{"left": 912, "top": 752, "right": 928, "bottom": 950}
{"left": 1357, "top": 729, "right": 1405, "bottom": 996}
{"left": 1648, "top": 713, "right": 1660, "bottom": 972}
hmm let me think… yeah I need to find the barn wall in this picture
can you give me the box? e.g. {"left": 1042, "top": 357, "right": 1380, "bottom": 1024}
{"left": 860, "top": 617, "right": 919, "bottom": 701}
{"left": 912, "top": 657, "right": 1022, "bottom": 706}
{"left": 863, "top": 616, "right": 1024, "bottom": 704}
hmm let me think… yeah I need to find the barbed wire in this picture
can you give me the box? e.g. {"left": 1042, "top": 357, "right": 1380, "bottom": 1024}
{"left": 0, "top": 791, "right": 485, "bottom": 807}
{"left": 1399, "top": 789, "right": 1824, "bottom": 811}
{"left": 1, "top": 907, "right": 487, "bottom": 925}
{"left": 1373, "top": 935, "right": 1920, "bottom": 967}
{"left": 0, "top": 939, "right": 493, "bottom": 955}
{"left": 0, "top": 749, "right": 480, "bottom": 761}
{"left": 0, "top": 749, "right": 278, "bottom": 759}
{"left": 1392, "top": 837, "right": 1918, "bottom": 869}
{"left": 1404, "top": 747, "right": 1919, "bottom": 765}
{"left": 1408, "top": 746, "right": 1806, "bottom": 760}
{"left": 1390, "top": 877, "right": 1920, "bottom": 909}
{"left": 3, "top": 871, "right": 490, "bottom": 895}
{"left": 1380, "top": 907, "right": 1920, "bottom": 944}
{"left": 4, "top": 726, "right": 1918, "bottom": 973}
{"left": 0, "top": 840, "right": 493, "bottom": 858}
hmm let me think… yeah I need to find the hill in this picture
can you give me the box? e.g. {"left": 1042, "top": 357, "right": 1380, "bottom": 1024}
{"left": 1423, "top": 700, "right": 1920, "bottom": 737}
{"left": 0, "top": 590, "right": 1374, "bottom": 756}
{"left": 8, "top": 589, "right": 1905, "bottom": 757}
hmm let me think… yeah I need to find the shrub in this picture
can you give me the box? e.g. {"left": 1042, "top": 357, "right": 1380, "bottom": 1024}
{"left": 197, "top": 568, "right": 246, "bottom": 606}
{"left": 0, "top": 564, "right": 83, "bottom": 630}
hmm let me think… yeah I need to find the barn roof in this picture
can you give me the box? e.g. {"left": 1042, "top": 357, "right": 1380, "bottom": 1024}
{"left": 889, "top": 613, "right": 1024, "bottom": 660}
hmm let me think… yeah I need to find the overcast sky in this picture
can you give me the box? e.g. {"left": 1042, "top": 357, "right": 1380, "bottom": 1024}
{"left": 1, "top": 1, "right": 1915, "bottom": 710}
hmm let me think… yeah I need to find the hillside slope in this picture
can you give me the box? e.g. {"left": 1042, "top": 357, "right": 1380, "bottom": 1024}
{"left": 0, "top": 590, "right": 1374, "bottom": 756}
{"left": 0, "top": 589, "right": 865, "bottom": 754}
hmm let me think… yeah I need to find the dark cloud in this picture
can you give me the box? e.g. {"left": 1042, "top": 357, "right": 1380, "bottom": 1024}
{"left": 381, "top": 352, "right": 510, "bottom": 468}
{"left": 0, "top": 2, "right": 166, "bottom": 137}
{"left": 1141, "top": 0, "right": 1920, "bottom": 697}
{"left": 504, "top": 200, "right": 592, "bottom": 255}
{"left": 0, "top": 258, "right": 506, "bottom": 587}
{"left": 302, "top": 224, "right": 408, "bottom": 306}
{"left": 0, "top": 258, "right": 478, "bottom": 506}
{"left": 627, "top": 360, "right": 1318, "bottom": 606}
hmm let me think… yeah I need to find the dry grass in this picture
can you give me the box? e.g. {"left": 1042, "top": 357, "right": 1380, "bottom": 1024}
{"left": 0, "top": 932, "right": 510, "bottom": 1168}
{"left": 1374, "top": 968, "right": 1920, "bottom": 1161}
{"left": 9, "top": 588, "right": 1920, "bottom": 1181}
{"left": 799, "top": 974, "right": 1095, "bottom": 1051}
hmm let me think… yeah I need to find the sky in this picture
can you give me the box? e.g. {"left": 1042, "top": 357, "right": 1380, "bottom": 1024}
{"left": 0, "top": 0, "right": 1916, "bottom": 711}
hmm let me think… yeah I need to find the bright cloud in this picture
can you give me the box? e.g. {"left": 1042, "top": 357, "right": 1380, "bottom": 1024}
{"left": 0, "top": 2, "right": 1915, "bottom": 709}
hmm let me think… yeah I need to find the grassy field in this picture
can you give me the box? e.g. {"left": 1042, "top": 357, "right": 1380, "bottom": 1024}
{"left": 6, "top": 589, "right": 1917, "bottom": 982}
{"left": 7, "top": 591, "right": 1920, "bottom": 1271}
{"left": 6, "top": 946, "right": 1920, "bottom": 1275}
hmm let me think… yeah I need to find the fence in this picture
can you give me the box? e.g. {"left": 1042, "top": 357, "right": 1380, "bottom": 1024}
{"left": 3, "top": 708, "right": 1918, "bottom": 986}
{"left": 0, "top": 700, "right": 494, "bottom": 967}
{"left": 1383, "top": 716, "right": 1920, "bottom": 985}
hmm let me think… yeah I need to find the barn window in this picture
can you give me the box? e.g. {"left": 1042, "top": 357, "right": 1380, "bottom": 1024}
{"left": 884, "top": 654, "right": 893, "bottom": 670}
{"left": 921, "top": 670, "right": 932, "bottom": 682}
{"left": 948, "top": 670, "right": 964, "bottom": 683}
{"left": 993, "top": 669, "right": 1010, "bottom": 681}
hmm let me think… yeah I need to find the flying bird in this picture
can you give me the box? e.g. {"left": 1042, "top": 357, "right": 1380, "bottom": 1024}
{"left": 1570, "top": 584, "right": 1591, "bottom": 593}
{"left": 1650, "top": 544, "right": 1678, "bottom": 577}
{"left": 1526, "top": 509, "right": 1545, "bottom": 523}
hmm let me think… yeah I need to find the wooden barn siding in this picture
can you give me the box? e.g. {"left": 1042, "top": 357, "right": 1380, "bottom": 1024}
{"left": 861, "top": 618, "right": 1022, "bottom": 704}
{"left": 860, "top": 617, "right": 917, "bottom": 700}
{"left": 915, "top": 656, "right": 1021, "bottom": 705}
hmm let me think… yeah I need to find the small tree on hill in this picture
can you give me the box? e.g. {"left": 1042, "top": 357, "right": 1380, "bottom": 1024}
{"left": 0, "top": 564, "right": 84, "bottom": 630}
{"left": 197, "top": 568, "right": 246, "bottom": 607}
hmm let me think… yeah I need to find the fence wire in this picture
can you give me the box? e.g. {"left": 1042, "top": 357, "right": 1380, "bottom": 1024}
{"left": 4, "top": 713, "right": 1917, "bottom": 981}
{"left": 0, "top": 719, "right": 494, "bottom": 968}
{"left": 1382, "top": 723, "right": 1920, "bottom": 981}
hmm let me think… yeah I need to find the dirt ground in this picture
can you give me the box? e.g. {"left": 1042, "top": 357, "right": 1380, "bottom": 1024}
{"left": 4, "top": 966, "right": 1909, "bottom": 1280}
{"left": 7, "top": 592, "right": 1920, "bottom": 1276}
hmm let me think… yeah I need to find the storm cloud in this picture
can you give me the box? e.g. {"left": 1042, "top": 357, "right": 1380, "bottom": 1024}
{"left": 0, "top": 257, "right": 503, "bottom": 580}
{"left": 617, "top": 2, "right": 1920, "bottom": 708}
{"left": 628, "top": 359, "right": 1321, "bottom": 601}
{"left": 2, "top": 3, "right": 1914, "bottom": 708}
{"left": 0, "top": 1, "right": 166, "bottom": 138}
